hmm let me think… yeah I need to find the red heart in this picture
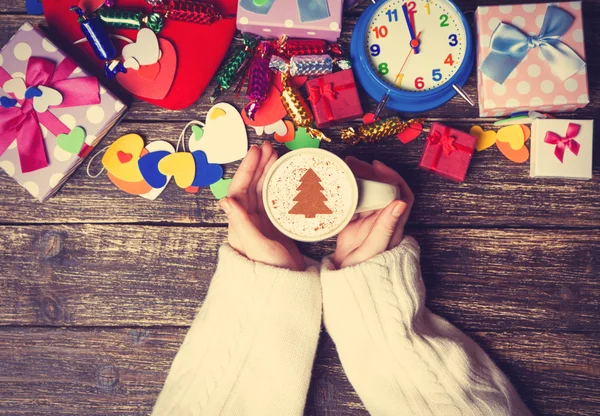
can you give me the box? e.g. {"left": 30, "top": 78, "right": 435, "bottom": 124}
{"left": 117, "top": 150, "right": 133, "bottom": 163}
{"left": 42, "top": 0, "right": 237, "bottom": 110}
{"left": 116, "top": 38, "right": 176, "bottom": 100}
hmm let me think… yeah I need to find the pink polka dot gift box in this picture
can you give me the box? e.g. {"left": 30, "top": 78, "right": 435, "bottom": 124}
{"left": 0, "top": 23, "right": 127, "bottom": 202}
{"left": 475, "top": 2, "right": 589, "bottom": 117}
{"left": 237, "top": 0, "right": 343, "bottom": 42}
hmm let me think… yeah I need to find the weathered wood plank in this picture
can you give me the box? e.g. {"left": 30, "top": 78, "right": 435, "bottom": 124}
{"left": 0, "top": 7, "right": 598, "bottom": 121}
{"left": 0, "top": 327, "right": 597, "bottom": 416}
{"left": 0, "top": 120, "right": 598, "bottom": 226}
{"left": 0, "top": 224, "right": 598, "bottom": 330}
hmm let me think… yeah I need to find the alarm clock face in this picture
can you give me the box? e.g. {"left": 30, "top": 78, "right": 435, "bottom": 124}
{"left": 365, "top": 0, "right": 469, "bottom": 93}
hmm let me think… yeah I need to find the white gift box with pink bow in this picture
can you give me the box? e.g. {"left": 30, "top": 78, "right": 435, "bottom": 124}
{"left": 530, "top": 119, "right": 593, "bottom": 179}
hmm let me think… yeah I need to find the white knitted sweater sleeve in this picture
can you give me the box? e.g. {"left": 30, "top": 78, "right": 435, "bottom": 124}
{"left": 321, "top": 237, "right": 532, "bottom": 416}
{"left": 151, "top": 244, "right": 322, "bottom": 416}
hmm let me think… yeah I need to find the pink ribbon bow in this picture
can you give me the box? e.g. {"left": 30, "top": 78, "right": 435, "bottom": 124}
{"left": 0, "top": 57, "right": 101, "bottom": 173}
{"left": 543, "top": 123, "right": 581, "bottom": 163}
{"left": 308, "top": 82, "right": 338, "bottom": 102}
{"left": 428, "top": 129, "right": 458, "bottom": 156}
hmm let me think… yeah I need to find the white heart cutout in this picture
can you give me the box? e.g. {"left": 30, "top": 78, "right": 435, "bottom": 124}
{"left": 139, "top": 140, "right": 175, "bottom": 201}
{"left": 188, "top": 103, "right": 248, "bottom": 164}
{"left": 33, "top": 86, "right": 63, "bottom": 113}
{"left": 3, "top": 78, "right": 27, "bottom": 99}
{"left": 123, "top": 57, "right": 141, "bottom": 70}
{"left": 264, "top": 119, "right": 287, "bottom": 136}
{"left": 122, "top": 28, "right": 161, "bottom": 67}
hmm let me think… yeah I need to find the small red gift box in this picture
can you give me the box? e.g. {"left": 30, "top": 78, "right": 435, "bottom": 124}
{"left": 419, "top": 123, "right": 476, "bottom": 183}
{"left": 306, "top": 70, "right": 363, "bottom": 128}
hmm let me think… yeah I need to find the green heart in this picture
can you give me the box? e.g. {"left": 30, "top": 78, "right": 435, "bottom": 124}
{"left": 191, "top": 125, "right": 204, "bottom": 141}
{"left": 285, "top": 127, "right": 321, "bottom": 151}
{"left": 56, "top": 127, "right": 86, "bottom": 154}
{"left": 210, "top": 178, "right": 231, "bottom": 200}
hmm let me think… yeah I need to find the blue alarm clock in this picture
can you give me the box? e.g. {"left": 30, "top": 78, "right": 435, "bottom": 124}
{"left": 350, "top": 0, "right": 474, "bottom": 112}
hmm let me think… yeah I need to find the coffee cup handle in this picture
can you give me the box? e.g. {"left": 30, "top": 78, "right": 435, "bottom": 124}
{"left": 355, "top": 178, "right": 400, "bottom": 213}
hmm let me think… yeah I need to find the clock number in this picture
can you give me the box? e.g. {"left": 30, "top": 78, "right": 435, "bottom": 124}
{"left": 432, "top": 69, "right": 442, "bottom": 81}
{"left": 424, "top": 1, "right": 430, "bottom": 15}
{"left": 378, "top": 62, "right": 389, "bottom": 75}
{"left": 406, "top": 1, "right": 416, "bottom": 13}
{"left": 395, "top": 73, "right": 404, "bottom": 86}
{"left": 386, "top": 9, "right": 398, "bottom": 22}
{"left": 372, "top": 25, "right": 388, "bottom": 39}
{"left": 440, "top": 14, "right": 449, "bottom": 27}
{"left": 370, "top": 44, "right": 381, "bottom": 57}
{"left": 444, "top": 53, "right": 454, "bottom": 65}
{"left": 448, "top": 34, "right": 458, "bottom": 46}
{"left": 414, "top": 77, "right": 424, "bottom": 90}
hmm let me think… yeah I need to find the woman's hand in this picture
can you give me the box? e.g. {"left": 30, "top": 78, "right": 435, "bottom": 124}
{"left": 219, "top": 142, "right": 305, "bottom": 271}
{"left": 333, "top": 157, "right": 414, "bottom": 269}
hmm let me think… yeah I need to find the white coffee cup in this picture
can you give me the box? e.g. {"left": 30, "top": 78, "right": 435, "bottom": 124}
{"left": 263, "top": 148, "right": 400, "bottom": 242}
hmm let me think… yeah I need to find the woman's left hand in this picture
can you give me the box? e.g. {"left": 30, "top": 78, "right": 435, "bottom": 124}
{"left": 220, "top": 142, "right": 305, "bottom": 271}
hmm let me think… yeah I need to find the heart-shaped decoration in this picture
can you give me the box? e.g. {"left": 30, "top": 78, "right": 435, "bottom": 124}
{"left": 24, "top": 86, "right": 43, "bottom": 99}
{"left": 0, "top": 96, "right": 17, "bottom": 108}
{"left": 470, "top": 125, "right": 498, "bottom": 151}
{"left": 497, "top": 124, "right": 526, "bottom": 151}
{"left": 188, "top": 103, "right": 248, "bottom": 164}
{"left": 273, "top": 120, "right": 295, "bottom": 143}
{"left": 26, "top": 0, "right": 44, "bottom": 14}
{"left": 102, "top": 134, "right": 146, "bottom": 182}
{"left": 43, "top": 0, "right": 237, "bottom": 109}
{"left": 210, "top": 178, "right": 232, "bottom": 200}
{"left": 122, "top": 28, "right": 161, "bottom": 68}
{"left": 116, "top": 38, "right": 177, "bottom": 101}
{"left": 158, "top": 152, "right": 196, "bottom": 188}
{"left": 191, "top": 125, "right": 204, "bottom": 141}
{"left": 191, "top": 150, "right": 223, "bottom": 187}
{"left": 285, "top": 127, "right": 320, "bottom": 151}
{"left": 138, "top": 140, "right": 175, "bottom": 201}
{"left": 32, "top": 85, "right": 63, "bottom": 112}
{"left": 496, "top": 139, "right": 529, "bottom": 164}
{"left": 107, "top": 171, "right": 153, "bottom": 195}
{"left": 3, "top": 78, "right": 27, "bottom": 100}
{"left": 56, "top": 126, "right": 86, "bottom": 154}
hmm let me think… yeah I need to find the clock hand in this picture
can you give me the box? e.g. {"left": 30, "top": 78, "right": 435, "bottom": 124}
{"left": 402, "top": 3, "right": 420, "bottom": 54}
{"left": 374, "top": 31, "right": 422, "bottom": 119}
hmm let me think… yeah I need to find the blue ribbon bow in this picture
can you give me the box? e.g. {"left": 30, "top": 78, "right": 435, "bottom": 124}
{"left": 239, "top": 0, "right": 330, "bottom": 23}
{"left": 480, "top": 5, "right": 586, "bottom": 85}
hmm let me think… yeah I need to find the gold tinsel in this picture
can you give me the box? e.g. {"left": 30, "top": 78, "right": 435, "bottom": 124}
{"left": 280, "top": 74, "right": 331, "bottom": 142}
{"left": 341, "top": 117, "right": 424, "bottom": 145}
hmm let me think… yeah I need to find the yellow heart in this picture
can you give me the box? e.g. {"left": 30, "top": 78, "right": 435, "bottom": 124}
{"left": 209, "top": 107, "right": 227, "bottom": 121}
{"left": 497, "top": 125, "right": 526, "bottom": 150}
{"left": 470, "top": 125, "right": 497, "bottom": 152}
{"left": 102, "top": 134, "right": 145, "bottom": 182}
{"left": 158, "top": 152, "right": 195, "bottom": 188}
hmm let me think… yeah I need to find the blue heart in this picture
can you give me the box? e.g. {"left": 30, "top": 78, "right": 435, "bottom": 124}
{"left": 24, "top": 87, "right": 42, "bottom": 99}
{"left": 191, "top": 151, "right": 223, "bottom": 187}
{"left": 138, "top": 150, "right": 171, "bottom": 189}
{"left": 26, "top": 0, "right": 44, "bottom": 14}
{"left": 0, "top": 96, "right": 18, "bottom": 108}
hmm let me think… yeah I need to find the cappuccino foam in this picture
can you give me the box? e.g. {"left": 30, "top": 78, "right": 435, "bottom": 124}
{"left": 266, "top": 153, "right": 354, "bottom": 239}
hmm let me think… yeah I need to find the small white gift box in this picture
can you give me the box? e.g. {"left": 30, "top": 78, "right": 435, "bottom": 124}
{"left": 530, "top": 119, "right": 593, "bottom": 179}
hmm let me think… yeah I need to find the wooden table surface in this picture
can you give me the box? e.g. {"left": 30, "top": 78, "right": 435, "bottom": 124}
{"left": 1, "top": 0, "right": 599, "bottom": 415}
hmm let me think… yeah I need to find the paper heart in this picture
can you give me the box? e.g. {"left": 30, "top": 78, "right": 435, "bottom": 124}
{"left": 3, "top": 78, "right": 26, "bottom": 99}
{"left": 33, "top": 86, "right": 63, "bottom": 112}
{"left": 139, "top": 141, "right": 175, "bottom": 201}
{"left": 191, "top": 150, "right": 223, "bottom": 187}
{"left": 122, "top": 28, "right": 161, "bottom": 67}
{"left": 116, "top": 38, "right": 177, "bottom": 100}
{"left": 470, "top": 126, "right": 497, "bottom": 151}
{"left": 108, "top": 171, "right": 153, "bottom": 195}
{"left": 496, "top": 139, "right": 529, "bottom": 164}
{"left": 124, "top": 57, "right": 141, "bottom": 70}
{"left": 117, "top": 151, "right": 132, "bottom": 163}
{"left": 137, "top": 62, "right": 161, "bottom": 81}
{"left": 0, "top": 96, "right": 17, "bottom": 108}
{"left": 188, "top": 103, "right": 248, "bottom": 164}
{"left": 191, "top": 125, "right": 204, "bottom": 141}
{"left": 139, "top": 150, "right": 171, "bottom": 188}
{"left": 56, "top": 126, "right": 86, "bottom": 154}
{"left": 210, "top": 178, "right": 231, "bottom": 200}
{"left": 397, "top": 123, "right": 423, "bottom": 144}
{"left": 286, "top": 127, "right": 320, "bottom": 150}
{"left": 102, "top": 134, "right": 146, "bottom": 182}
{"left": 158, "top": 152, "right": 196, "bottom": 188}
{"left": 24, "top": 86, "right": 42, "bottom": 99}
{"left": 265, "top": 119, "right": 288, "bottom": 136}
{"left": 26, "top": 0, "right": 44, "bottom": 14}
{"left": 497, "top": 125, "right": 526, "bottom": 151}
{"left": 274, "top": 120, "right": 295, "bottom": 143}
{"left": 43, "top": 0, "right": 237, "bottom": 109}
{"left": 362, "top": 113, "right": 379, "bottom": 124}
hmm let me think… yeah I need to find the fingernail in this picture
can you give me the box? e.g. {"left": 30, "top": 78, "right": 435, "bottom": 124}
{"left": 392, "top": 202, "right": 404, "bottom": 217}
{"left": 219, "top": 198, "right": 232, "bottom": 214}
{"left": 373, "top": 159, "right": 385, "bottom": 167}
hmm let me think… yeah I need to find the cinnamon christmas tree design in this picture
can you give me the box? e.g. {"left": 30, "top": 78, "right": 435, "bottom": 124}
{"left": 288, "top": 168, "right": 333, "bottom": 218}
